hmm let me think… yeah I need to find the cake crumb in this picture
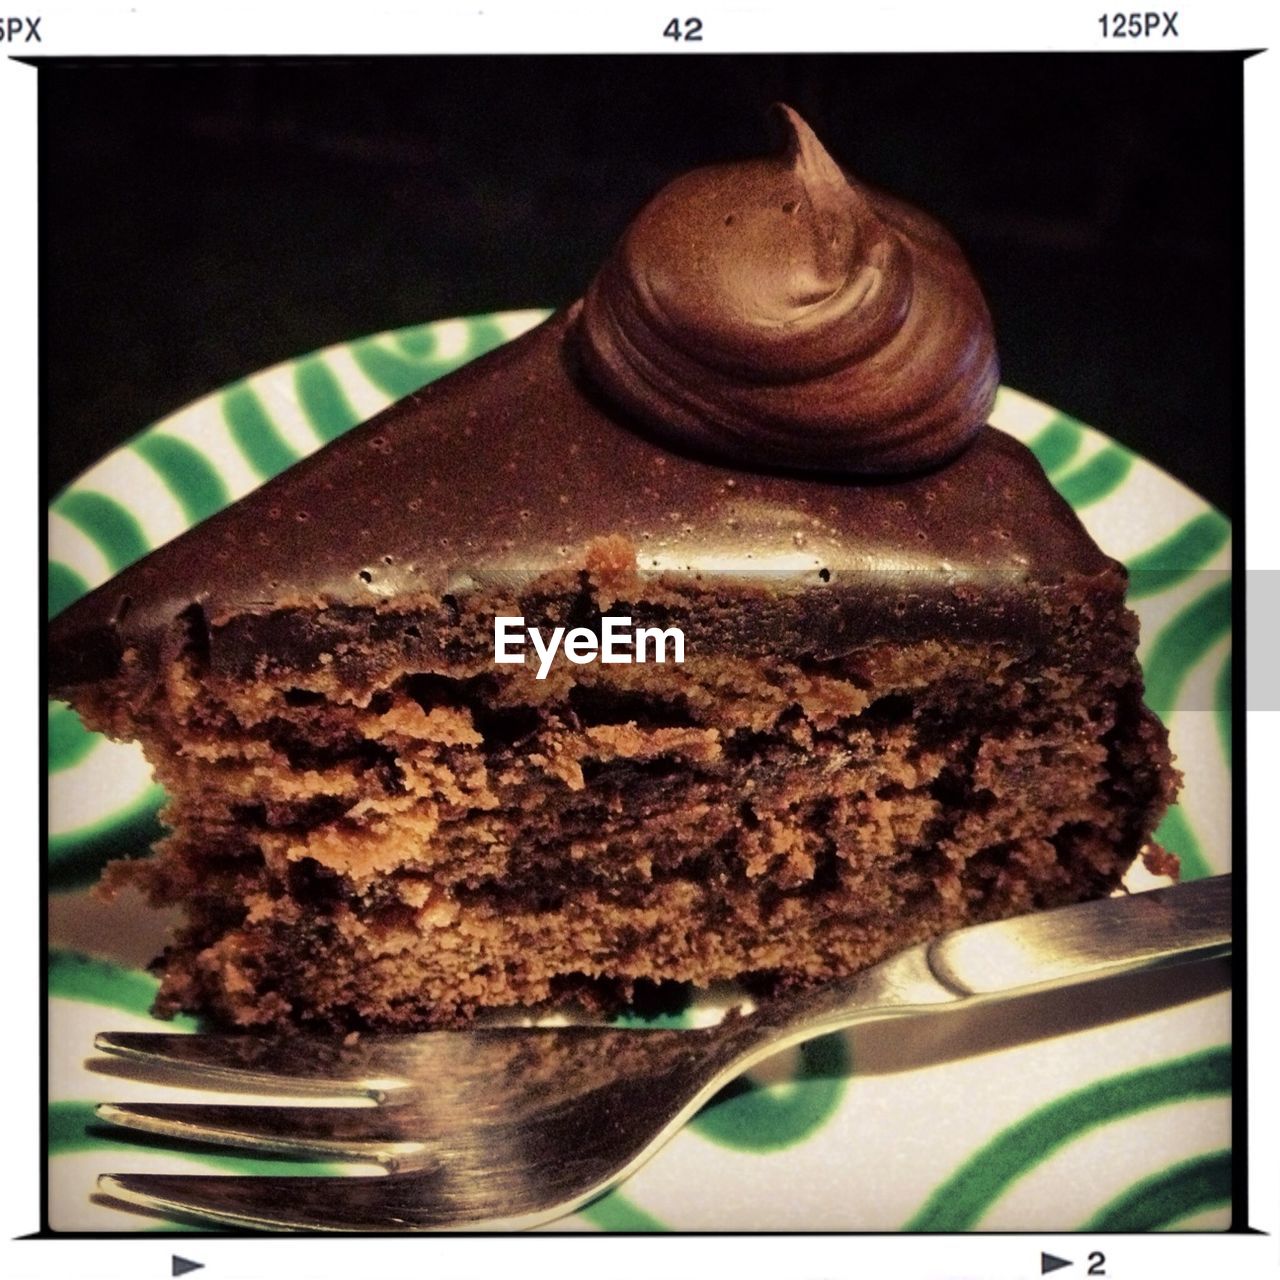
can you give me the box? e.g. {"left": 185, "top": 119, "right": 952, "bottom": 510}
{"left": 1142, "top": 843, "right": 1182, "bottom": 881}
{"left": 583, "top": 534, "right": 637, "bottom": 587}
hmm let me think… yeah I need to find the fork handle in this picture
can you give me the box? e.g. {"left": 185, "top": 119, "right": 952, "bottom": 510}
{"left": 740, "top": 876, "right": 1232, "bottom": 1051}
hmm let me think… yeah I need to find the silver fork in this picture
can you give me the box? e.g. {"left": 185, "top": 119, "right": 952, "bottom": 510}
{"left": 92, "top": 875, "right": 1231, "bottom": 1232}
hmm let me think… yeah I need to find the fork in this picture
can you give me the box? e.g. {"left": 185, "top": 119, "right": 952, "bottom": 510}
{"left": 92, "top": 875, "right": 1231, "bottom": 1232}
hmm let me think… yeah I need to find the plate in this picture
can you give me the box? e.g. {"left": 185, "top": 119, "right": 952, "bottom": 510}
{"left": 47, "top": 311, "right": 1233, "bottom": 1233}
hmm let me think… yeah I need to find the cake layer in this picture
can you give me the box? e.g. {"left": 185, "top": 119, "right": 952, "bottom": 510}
{"left": 141, "top": 838, "right": 1136, "bottom": 1030}
{"left": 95, "top": 587, "right": 1174, "bottom": 1027}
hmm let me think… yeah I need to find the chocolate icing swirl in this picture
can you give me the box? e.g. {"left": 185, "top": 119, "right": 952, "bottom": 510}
{"left": 577, "top": 105, "right": 999, "bottom": 475}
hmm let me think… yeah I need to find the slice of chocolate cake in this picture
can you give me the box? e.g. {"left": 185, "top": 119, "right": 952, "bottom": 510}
{"left": 47, "top": 107, "right": 1177, "bottom": 1029}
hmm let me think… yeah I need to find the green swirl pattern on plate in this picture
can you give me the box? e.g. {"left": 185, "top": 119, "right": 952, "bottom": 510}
{"left": 903, "top": 1045, "right": 1231, "bottom": 1231}
{"left": 46, "top": 312, "right": 1232, "bottom": 1233}
{"left": 1081, "top": 1147, "right": 1232, "bottom": 1231}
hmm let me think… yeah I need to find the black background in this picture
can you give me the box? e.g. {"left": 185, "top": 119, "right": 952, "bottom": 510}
{"left": 40, "top": 54, "right": 1240, "bottom": 514}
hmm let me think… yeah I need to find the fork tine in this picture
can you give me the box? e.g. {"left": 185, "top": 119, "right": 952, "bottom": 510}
{"left": 98, "top": 1172, "right": 397, "bottom": 1233}
{"left": 95, "top": 1103, "right": 430, "bottom": 1170}
{"left": 92, "top": 1025, "right": 706, "bottom": 1107}
{"left": 96, "top": 1170, "right": 572, "bottom": 1232}
{"left": 92, "top": 1032, "right": 417, "bottom": 1101}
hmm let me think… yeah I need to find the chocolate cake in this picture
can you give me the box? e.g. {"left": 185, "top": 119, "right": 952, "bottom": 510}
{"left": 47, "top": 107, "right": 1177, "bottom": 1029}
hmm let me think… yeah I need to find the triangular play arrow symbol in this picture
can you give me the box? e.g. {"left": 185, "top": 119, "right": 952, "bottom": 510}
{"left": 1041, "top": 1254, "right": 1072, "bottom": 1275}
{"left": 172, "top": 1258, "right": 204, "bottom": 1277}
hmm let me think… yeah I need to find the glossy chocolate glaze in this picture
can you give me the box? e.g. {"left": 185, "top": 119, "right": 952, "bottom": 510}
{"left": 48, "top": 304, "right": 1119, "bottom": 690}
{"left": 579, "top": 106, "right": 999, "bottom": 475}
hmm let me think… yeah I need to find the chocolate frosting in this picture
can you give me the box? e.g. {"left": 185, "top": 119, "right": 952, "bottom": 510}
{"left": 48, "top": 111, "right": 1117, "bottom": 693}
{"left": 578, "top": 105, "right": 999, "bottom": 475}
{"left": 48, "top": 310, "right": 1119, "bottom": 690}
